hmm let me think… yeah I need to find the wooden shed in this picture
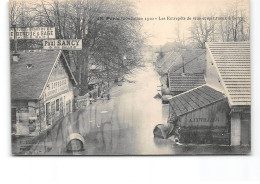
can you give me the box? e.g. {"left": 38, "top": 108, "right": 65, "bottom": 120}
{"left": 169, "top": 84, "right": 230, "bottom": 144}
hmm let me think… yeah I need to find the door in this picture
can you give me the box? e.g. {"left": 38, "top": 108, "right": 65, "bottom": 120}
{"left": 11, "top": 108, "right": 16, "bottom": 133}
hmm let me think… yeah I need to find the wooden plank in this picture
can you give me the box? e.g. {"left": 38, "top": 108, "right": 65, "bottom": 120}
{"left": 188, "top": 90, "right": 206, "bottom": 108}
{"left": 175, "top": 96, "right": 189, "bottom": 113}
{"left": 181, "top": 93, "right": 200, "bottom": 110}
{"left": 191, "top": 89, "right": 211, "bottom": 105}
{"left": 196, "top": 87, "right": 217, "bottom": 102}
{"left": 202, "top": 86, "right": 224, "bottom": 99}
{"left": 179, "top": 96, "right": 194, "bottom": 112}
{"left": 172, "top": 103, "right": 182, "bottom": 116}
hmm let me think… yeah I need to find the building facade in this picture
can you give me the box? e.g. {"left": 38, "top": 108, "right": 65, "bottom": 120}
{"left": 205, "top": 42, "right": 251, "bottom": 146}
{"left": 11, "top": 50, "right": 77, "bottom": 136}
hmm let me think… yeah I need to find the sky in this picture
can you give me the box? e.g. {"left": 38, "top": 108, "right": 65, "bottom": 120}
{"left": 134, "top": 0, "right": 250, "bottom": 45}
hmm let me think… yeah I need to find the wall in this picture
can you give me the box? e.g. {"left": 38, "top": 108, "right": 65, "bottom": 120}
{"left": 241, "top": 112, "right": 251, "bottom": 145}
{"left": 41, "top": 56, "right": 74, "bottom": 129}
{"left": 11, "top": 100, "right": 39, "bottom": 135}
{"left": 173, "top": 99, "right": 231, "bottom": 144}
{"left": 205, "top": 50, "right": 225, "bottom": 92}
{"left": 177, "top": 99, "right": 230, "bottom": 127}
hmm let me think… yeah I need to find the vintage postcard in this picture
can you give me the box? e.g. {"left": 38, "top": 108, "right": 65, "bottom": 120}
{"left": 10, "top": 0, "right": 250, "bottom": 155}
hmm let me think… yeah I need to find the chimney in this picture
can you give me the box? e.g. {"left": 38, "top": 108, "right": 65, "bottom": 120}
{"left": 12, "top": 53, "right": 20, "bottom": 63}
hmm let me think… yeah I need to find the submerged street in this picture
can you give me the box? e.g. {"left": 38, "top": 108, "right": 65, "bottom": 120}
{"left": 24, "top": 63, "right": 175, "bottom": 155}
{"left": 15, "top": 63, "right": 248, "bottom": 155}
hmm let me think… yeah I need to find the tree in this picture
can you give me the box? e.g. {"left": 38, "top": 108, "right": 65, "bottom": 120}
{"left": 189, "top": 16, "right": 216, "bottom": 49}
{"left": 219, "top": 0, "right": 250, "bottom": 42}
{"left": 189, "top": 0, "right": 249, "bottom": 47}
{"left": 10, "top": 0, "right": 144, "bottom": 95}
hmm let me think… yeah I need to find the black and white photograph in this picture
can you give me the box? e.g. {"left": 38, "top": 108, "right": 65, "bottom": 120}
{"left": 2, "top": 0, "right": 260, "bottom": 183}
{"left": 8, "top": 0, "right": 251, "bottom": 156}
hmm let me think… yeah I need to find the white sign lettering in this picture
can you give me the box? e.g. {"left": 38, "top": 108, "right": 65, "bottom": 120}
{"left": 45, "top": 79, "right": 68, "bottom": 98}
{"left": 10, "top": 27, "right": 55, "bottom": 39}
{"left": 42, "top": 39, "right": 82, "bottom": 50}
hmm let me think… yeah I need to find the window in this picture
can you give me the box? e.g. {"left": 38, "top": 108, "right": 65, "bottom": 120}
{"left": 11, "top": 108, "right": 16, "bottom": 124}
{"left": 51, "top": 101, "right": 55, "bottom": 115}
{"left": 56, "top": 99, "right": 60, "bottom": 111}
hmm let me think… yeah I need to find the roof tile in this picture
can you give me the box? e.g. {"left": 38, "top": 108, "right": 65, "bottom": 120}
{"left": 11, "top": 50, "right": 60, "bottom": 99}
{"left": 169, "top": 73, "right": 206, "bottom": 92}
{"left": 206, "top": 42, "right": 250, "bottom": 106}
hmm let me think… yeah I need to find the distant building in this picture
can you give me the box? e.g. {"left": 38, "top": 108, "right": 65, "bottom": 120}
{"left": 168, "top": 42, "right": 250, "bottom": 147}
{"left": 157, "top": 51, "right": 180, "bottom": 76}
{"left": 168, "top": 73, "right": 205, "bottom": 96}
{"left": 11, "top": 50, "right": 77, "bottom": 136}
{"left": 168, "top": 49, "right": 206, "bottom": 74}
{"left": 160, "top": 49, "right": 206, "bottom": 96}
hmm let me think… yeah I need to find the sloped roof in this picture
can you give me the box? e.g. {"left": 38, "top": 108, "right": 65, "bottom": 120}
{"left": 156, "top": 51, "right": 175, "bottom": 68}
{"left": 169, "top": 49, "right": 206, "bottom": 74}
{"left": 160, "top": 75, "right": 168, "bottom": 86}
{"left": 160, "top": 51, "right": 181, "bottom": 74}
{"left": 206, "top": 42, "right": 250, "bottom": 107}
{"left": 169, "top": 84, "right": 226, "bottom": 117}
{"left": 169, "top": 73, "right": 205, "bottom": 92}
{"left": 11, "top": 50, "right": 77, "bottom": 100}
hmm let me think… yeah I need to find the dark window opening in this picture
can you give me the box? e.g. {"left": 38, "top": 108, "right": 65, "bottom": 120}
{"left": 56, "top": 99, "right": 60, "bottom": 111}
{"left": 11, "top": 108, "right": 16, "bottom": 124}
{"left": 88, "top": 84, "right": 94, "bottom": 91}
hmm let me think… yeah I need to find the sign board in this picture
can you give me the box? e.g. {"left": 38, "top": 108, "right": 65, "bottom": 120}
{"left": 10, "top": 27, "right": 55, "bottom": 39}
{"left": 45, "top": 78, "right": 69, "bottom": 99}
{"left": 42, "top": 39, "right": 82, "bottom": 50}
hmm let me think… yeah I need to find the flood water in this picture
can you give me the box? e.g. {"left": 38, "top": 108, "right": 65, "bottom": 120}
{"left": 13, "top": 63, "right": 249, "bottom": 155}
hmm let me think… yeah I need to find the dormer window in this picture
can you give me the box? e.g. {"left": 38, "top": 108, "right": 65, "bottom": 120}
{"left": 26, "top": 64, "right": 33, "bottom": 69}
